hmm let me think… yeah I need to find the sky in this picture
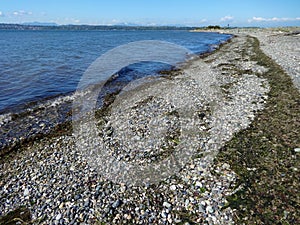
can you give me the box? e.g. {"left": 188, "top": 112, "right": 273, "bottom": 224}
{"left": 0, "top": 0, "right": 299, "bottom": 27}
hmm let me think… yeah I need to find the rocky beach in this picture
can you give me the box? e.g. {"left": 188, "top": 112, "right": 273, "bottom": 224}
{"left": 1, "top": 28, "right": 299, "bottom": 225}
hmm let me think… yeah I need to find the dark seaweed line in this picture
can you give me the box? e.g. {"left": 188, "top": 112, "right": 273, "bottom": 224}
{"left": 217, "top": 36, "right": 300, "bottom": 224}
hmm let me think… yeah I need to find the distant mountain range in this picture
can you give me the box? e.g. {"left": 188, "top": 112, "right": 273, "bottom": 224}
{"left": 22, "top": 22, "right": 58, "bottom": 26}
{"left": 0, "top": 23, "right": 200, "bottom": 31}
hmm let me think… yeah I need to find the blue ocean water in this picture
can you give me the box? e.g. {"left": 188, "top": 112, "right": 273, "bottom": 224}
{"left": 0, "top": 30, "right": 231, "bottom": 113}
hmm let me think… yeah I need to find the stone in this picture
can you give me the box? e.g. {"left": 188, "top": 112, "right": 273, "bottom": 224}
{"left": 199, "top": 205, "right": 205, "bottom": 213}
{"left": 161, "top": 211, "right": 167, "bottom": 218}
{"left": 84, "top": 199, "right": 90, "bottom": 208}
{"left": 56, "top": 213, "right": 62, "bottom": 221}
{"left": 174, "top": 219, "right": 182, "bottom": 223}
{"left": 23, "top": 188, "right": 30, "bottom": 197}
{"left": 195, "top": 181, "right": 202, "bottom": 187}
{"left": 163, "top": 202, "right": 172, "bottom": 208}
{"left": 170, "top": 185, "right": 177, "bottom": 191}
{"left": 112, "top": 199, "right": 122, "bottom": 208}
{"left": 206, "top": 205, "right": 214, "bottom": 213}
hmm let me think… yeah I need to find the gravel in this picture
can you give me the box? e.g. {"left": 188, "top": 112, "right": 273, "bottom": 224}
{"left": 256, "top": 32, "right": 300, "bottom": 92}
{"left": 224, "top": 28, "right": 300, "bottom": 92}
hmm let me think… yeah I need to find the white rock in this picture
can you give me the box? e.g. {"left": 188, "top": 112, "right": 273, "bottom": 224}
{"left": 163, "top": 202, "right": 172, "bottom": 208}
{"left": 206, "top": 205, "right": 214, "bottom": 213}
{"left": 195, "top": 181, "right": 202, "bottom": 187}
{"left": 23, "top": 188, "right": 30, "bottom": 197}
{"left": 161, "top": 211, "right": 167, "bottom": 218}
{"left": 174, "top": 219, "right": 182, "bottom": 223}
{"left": 56, "top": 213, "right": 62, "bottom": 220}
{"left": 200, "top": 201, "right": 206, "bottom": 206}
{"left": 199, "top": 205, "right": 205, "bottom": 213}
{"left": 170, "top": 185, "right": 177, "bottom": 191}
{"left": 294, "top": 148, "right": 300, "bottom": 153}
{"left": 185, "top": 199, "right": 190, "bottom": 207}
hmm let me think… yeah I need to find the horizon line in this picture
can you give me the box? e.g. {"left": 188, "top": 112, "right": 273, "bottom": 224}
{"left": 1, "top": 22, "right": 299, "bottom": 29}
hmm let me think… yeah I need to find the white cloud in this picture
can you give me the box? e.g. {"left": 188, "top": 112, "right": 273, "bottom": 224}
{"left": 248, "top": 17, "right": 300, "bottom": 23}
{"left": 220, "top": 15, "right": 234, "bottom": 22}
{"left": 62, "top": 17, "right": 81, "bottom": 24}
{"left": 0, "top": 11, "right": 3, "bottom": 17}
{"left": 13, "top": 10, "right": 32, "bottom": 16}
{"left": 200, "top": 19, "right": 207, "bottom": 23}
{"left": 146, "top": 22, "right": 157, "bottom": 26}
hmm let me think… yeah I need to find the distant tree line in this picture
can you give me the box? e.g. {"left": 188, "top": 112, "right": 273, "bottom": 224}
{"left": 0, "top": 23, "right": 201, "bottom": 31}
{"left": 206, "top": 25, "right": 222, "bottom": 29}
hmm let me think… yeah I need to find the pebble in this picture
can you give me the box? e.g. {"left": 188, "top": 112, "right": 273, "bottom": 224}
{"left": 161, "top": 211, "right": 167, "bottom": 218}
{"left": 55, "top": 213, "right": 62, "bottom": 221}
{"left": 163, "top": 202, "right": 172, "bottom": 208}
{"left": 206, "top": 205, "right": 214, "bottom": 213}
{"left": 199, "top": 205, "right": 205, "bottom": 213}
{"left": 23, "top": 188, "right": 30, "bottom": 197}
{"left": 170, "top": 185, "right": 177, "bottom": 191}
{"left": 195, "top": 181, "right": 202, "bottom": 187}
{"left": 84, "top": 199, "right": 90, "bottom": 208}
{"left": 112, "top": 199, "right": 122, "bottom": 208}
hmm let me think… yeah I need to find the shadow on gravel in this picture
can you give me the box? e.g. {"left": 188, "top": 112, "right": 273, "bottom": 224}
{"left": 0, "top": 206, "right": 31, "bottom": 225}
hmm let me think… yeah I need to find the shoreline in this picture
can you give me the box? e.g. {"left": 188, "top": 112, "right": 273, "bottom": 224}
{"left": 0, "top": 34, "right": 233, "bottom": 158}
{"left": 1, "top": 29, "right": 299, "bottom": 224}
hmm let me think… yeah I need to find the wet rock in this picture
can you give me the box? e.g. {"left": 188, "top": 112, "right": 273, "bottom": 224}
{"left": 112, "top": 199, "right": 122, "bottom": 208}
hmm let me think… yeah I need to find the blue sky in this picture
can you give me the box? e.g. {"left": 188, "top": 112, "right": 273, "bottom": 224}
{"left": 0, "top": 0, "right": 299, "bottom": 27}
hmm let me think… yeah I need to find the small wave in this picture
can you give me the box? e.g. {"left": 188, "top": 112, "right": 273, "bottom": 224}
{"left": 56, "top": 65, "right": 71, "bottom": 70}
